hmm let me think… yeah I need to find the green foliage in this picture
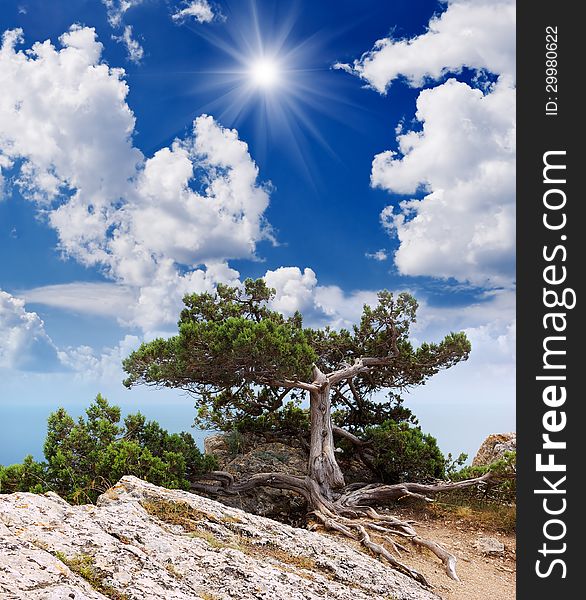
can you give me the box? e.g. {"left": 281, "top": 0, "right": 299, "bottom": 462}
{"left": 0, "top": 455, "right": 46, "bottom": 494}
{"left": 362, "top": 420, "right": 447, "bottom": 484}
{"left": 123, "top": 279, "right": 317, "bottom": 393}
{"left": 445, "top": 452, "right": 469, "bottom": 476}
{"left": 223, "top": 429, "right": 246, "bottom": 456}
{"left": 231, "top": 401, "right": 310, "bottom": 435}
{"left": 332, "top": 391, "right": 418, "bottom": 434}
{"left": 122, "top": 280, "right": 471, "bottom": 435}
{"left": 447, "top": 451, "right": 516, "bottom": 504}
{"left": 0, "top": 395, "right": 216, "bottom": 503}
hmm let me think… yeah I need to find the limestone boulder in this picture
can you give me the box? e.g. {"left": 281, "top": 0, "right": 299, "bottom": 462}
{"left": 472, "top": 433, "right": 516, "bottom": 467}
{"left": 0, "top": 476, "right": 439, "bottom": 600}
{"left": 207, "top": 436, "right": 309, "bottom": 522}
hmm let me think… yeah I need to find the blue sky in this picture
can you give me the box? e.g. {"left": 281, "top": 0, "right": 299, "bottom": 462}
{"left": 0, "top": 0, "right": 515, "bottom": 465}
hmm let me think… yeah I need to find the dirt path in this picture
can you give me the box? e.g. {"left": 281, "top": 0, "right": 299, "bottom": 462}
{"left": 388, "top": 507, "right": 515, "bottom": 600}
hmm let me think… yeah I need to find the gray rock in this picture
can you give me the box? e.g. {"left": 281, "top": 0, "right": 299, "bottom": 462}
{"left": 474, "top": 536, "right": 505, "bottom": 556}
{"left": 0, "top": 476, "right": 439, "bottom": 600}
{"left": 472, "top": 433, "right": 516, "bottom": 467}
{"left": 221, "top": 441, "right": 309, "bottom": 521}
{"left": 204, "top": 434, "right": 234, "bottom": 467}
{"left": 203, "top": 433, "right": 375, "bottom": 521}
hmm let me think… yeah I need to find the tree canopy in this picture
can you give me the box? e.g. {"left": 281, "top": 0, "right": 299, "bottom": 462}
{"left": 123, "top": 278, "right": 471, "bottom": 432}
{"left": 121, "top": 279, "right": 485, "bottom": 584}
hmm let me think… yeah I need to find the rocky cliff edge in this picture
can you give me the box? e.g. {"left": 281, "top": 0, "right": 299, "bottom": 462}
{"left": 0, "top": 476, "right": 439, "bottom": 600}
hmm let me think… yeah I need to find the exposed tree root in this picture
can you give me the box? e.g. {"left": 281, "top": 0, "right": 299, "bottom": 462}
{"left": 190, "top": 469, "right": 499, "bottom": 586}
{"left": 313, "top": 510, "right": 430, "bottom": 586}
{"left": 411, "top": 536, "right": 459, "bottom": 582}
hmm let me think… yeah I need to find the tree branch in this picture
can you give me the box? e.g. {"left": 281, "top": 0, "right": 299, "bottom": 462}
{"left": 327, "top": 356, "right": 394, "bottom": 386}
{"left": 273, "top": 379, "right": 319, "bottom": 392}
{"left": 332, "top": 425, "right": 367, "bottom": 447}
{"left": 337, "top": 471, "right": 497, "bottom": 507}
{"left": 332, "top": 425, "right": 378, "bottom": 474}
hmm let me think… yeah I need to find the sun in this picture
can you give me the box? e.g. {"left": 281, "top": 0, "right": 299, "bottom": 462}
{"left": 249, "top": 58, "right": 280, "bottom": 88}
{"left": 184, "top": 0, "right": 343, "bottom": 175}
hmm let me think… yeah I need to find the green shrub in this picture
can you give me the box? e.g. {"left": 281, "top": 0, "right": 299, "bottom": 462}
{"left": 362, "top": 420, "right": 447, "bottom": 484}
{"left": 0, "top": 455, "right": 46, "bottom": 494}
{"left": 0, "top": 394, "right": 216, "bottom": 503}
{"left": 446, "top": 451, "right": 516, "bottom": 505}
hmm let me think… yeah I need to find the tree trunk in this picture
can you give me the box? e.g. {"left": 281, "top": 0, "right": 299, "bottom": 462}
{"left": 308, "top": 366, "right": 345, "bottom": 497}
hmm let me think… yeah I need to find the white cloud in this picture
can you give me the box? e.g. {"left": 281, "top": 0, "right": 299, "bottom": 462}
{"left": 338, "top": 0, "right": 515, "bottom": 288}
{"left": 58, "top": 334, "right": 142, "bottom": 382}
{"left": 0, "top": 290, "right": 60, "bottom": 371}
{"left": 0, "top": 289, "right": 157, "bottom": 378}
{"left": 313, "top": 286, "right": 380, "bottom": 330}
{"left": 22, "top": 283, "right": 137, "bottom": 319}
{"left": 172, "top": 0, "right": 216, "bottom": 24}
{"left": 0, "top": 25, "right": 141, "bottom": 255}
{"left": 0, "top": 26, "right": 272, "bottom": 332}
{"left": 334, "top": 0, "right": 515, "bottom": 93}
{"left": 377, "top": 77, "right": 515, "bottom": 286}
{"left": 405, "top": 288, "right": 515, "bottom": 457}
{"left": 264, "top": 267, "right": 318, "bottom": 315}
{"left": 263, "top": 266, "right": 378, "bottom": 330}
{"left": 372, "top": 78, "right": 515, "bottom": 194}
{"left": 102, "top": 0, "right": 144, "bottom": 28}
{"left": 412, "top": 288, "right": 515, "bottom": 366}
{"left": 0, "top": 153, "right": 13, "bottom": 198}
{"left": 124, "top": 260, "right": 241, "bottom": 331}
{"left": 0, "top": 288, "right": 158, "bottom": 377}
{"left": 112, "top": 25, "right": 144, "bottom": 64}
{"left": 262, "top": 266, "right": 379, "bottom": 330}
{"left": 365, "top": 249, "right": 388, "bottom": 262}
{"left": 128, "top": 115, "right": 272, "bottom": 268}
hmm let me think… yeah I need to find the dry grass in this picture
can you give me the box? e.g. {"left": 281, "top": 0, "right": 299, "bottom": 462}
{"left": 141, "top": 498, "right": 320, "bottom": 577}
{"left": 142, "top": 498, "right": 221, "bottom": 529}
{"left": 221, "top": 514, "right": 244, "bottom": 524}
{"left": 165, "top": 562, "right": 184, "bottom": 579}
{"left": 236, "top": 535, "right": 317, "bottom": 572}
{"left": 198, "top": 592, "right": 222, "bottom": 600}
{"left": 429, "top": 495, "right": 516, "bottom": 533}
{"left": 54, "top": 552, "right": 129, "bottom": 600}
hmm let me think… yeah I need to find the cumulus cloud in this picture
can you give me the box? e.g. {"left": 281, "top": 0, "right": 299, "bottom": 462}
{"left": 335, "top": 0, "right": 515, "bottom": 93}
{"left": 112, "top": 25, "right": 144, "bottom": 64}
{"left": 405, "top": 288, "right": 515, "bottom": 456}
{"left": 0, "top": 26, "right": 272, "bottom": 331}
{"left": 129, "top": 115, "right": 272, "bottom": 267}
{"left": 377, "top": 77, "right": 515, "bottom": 286}
{"left": 263, "top": 266, "right": 377, "bottom": 330}
{"left": 0, "top": 288, "right": 151, "bottom": 378}
{"left": 58, "top": 334, "right": 142, "bottom": 382}
{"left": 0, "top": 153, "right": 13, "bottom": 198}
{"left": 264, "top": 267, "right": 318, "bottom": 315}
{"left": 172, "top": 1, "right": 216, "bottom": 24}
{"left": 0, "top": 26, "right": 141, "bottom": 241}
{"left": 0, "top": 290, "right": 61, "bottom": 371}
{"left": 412, "top": 288, "right": 515, "bottom": 365}
{"left": 338, "top": 0, "right": 515, "bottom": 288}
